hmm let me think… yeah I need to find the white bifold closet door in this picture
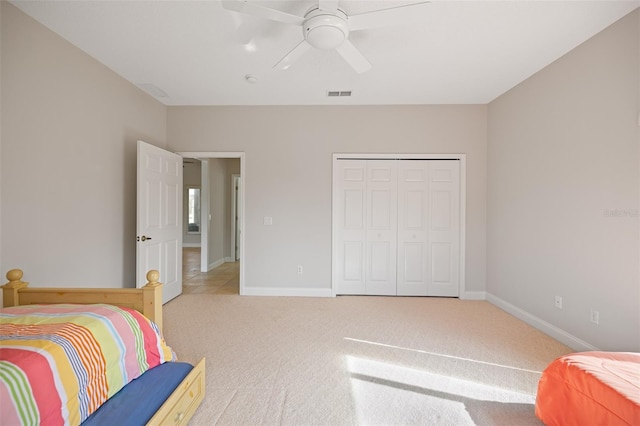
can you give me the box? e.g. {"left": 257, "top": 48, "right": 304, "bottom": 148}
{"left": 333, "top": 159, "right": 460, "bottom": 297}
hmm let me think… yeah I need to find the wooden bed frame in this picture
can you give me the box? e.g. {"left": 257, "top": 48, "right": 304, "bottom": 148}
{"left": 1, "top": 268, "right": 205, "bottom": 426}
{"left": 2, "top": 268, "right": 164, "bottom": 331}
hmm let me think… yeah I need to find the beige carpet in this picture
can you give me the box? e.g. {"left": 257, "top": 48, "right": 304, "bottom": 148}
{"left": 163, "top": 293, "right": 572, "bottom": 425}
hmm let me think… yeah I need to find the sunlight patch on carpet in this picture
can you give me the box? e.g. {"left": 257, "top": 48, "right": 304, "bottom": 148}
{"left": 345, "top": 337, "right": 542, "bottom": 374}
{"left": 346, "top": 355, "right": 535, "bottom": 425}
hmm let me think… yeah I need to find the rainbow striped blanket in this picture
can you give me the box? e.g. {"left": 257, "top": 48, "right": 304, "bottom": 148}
{"left": 0, "top": 304, "right": 175, "bottom": 425}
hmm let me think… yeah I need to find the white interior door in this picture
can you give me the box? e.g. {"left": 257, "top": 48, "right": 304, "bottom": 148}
{"left": 137, "top": 140, "right": 183, "bottom": 303}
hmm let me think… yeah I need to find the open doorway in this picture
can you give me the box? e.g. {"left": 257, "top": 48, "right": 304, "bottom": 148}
{"left": 177, "top": 152, "right": 245, "bottom": 295}
{"left": 182, "top": 247, "right": 239, "bottom": 295}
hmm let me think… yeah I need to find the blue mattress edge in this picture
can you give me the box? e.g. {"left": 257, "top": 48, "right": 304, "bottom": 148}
{"left": 82, "top": 362, "right": 194, "bottom": 426}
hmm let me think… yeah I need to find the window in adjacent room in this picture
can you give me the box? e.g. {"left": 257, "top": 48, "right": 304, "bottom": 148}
{"left": 187, "top": 186, "right": 201, "bottom": 234}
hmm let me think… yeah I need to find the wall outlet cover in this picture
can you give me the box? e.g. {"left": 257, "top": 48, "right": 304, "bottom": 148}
{"left": 555, "top": 296, "right": 563, "bottom": 309}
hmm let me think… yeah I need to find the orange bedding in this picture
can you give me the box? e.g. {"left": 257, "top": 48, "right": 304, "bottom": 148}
{"left": 535, "top": 351, "right": 640, "bottom": 426}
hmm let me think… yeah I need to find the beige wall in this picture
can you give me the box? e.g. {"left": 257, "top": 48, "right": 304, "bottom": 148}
{"left": 167, "top": 105, "right": 488, "bottom": 295}
{"left": 487, "top": 10, "right": 640, "bottom": 351}
{"left": 0, "top": 3, "right": 167, "bottom": 289}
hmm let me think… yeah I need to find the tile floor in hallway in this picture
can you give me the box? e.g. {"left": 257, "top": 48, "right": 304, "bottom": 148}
{"left": 182, "top": 247, "right": 239, "bottom": 295}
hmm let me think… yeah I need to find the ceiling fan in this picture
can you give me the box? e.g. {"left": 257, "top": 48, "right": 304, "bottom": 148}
{"left": 221, "top": 0, "right": 430, "bottom": 73}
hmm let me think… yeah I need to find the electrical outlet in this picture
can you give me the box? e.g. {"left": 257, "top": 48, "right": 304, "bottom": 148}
{"left": 297, "top": 265, "right": 303, "bottom": 274}
{"left": 554, "top": 296, "right": 563, "bottom": 309}
{"left": 590, "top": 309, "right": 599, "bottom": 324}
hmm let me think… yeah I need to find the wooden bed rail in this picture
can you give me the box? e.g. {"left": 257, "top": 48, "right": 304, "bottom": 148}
{"left": 2, "top": 269, "right": 164, "bottom": 332}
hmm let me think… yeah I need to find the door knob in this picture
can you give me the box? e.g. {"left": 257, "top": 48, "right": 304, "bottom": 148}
{"left": 137, "top": 236, "right": 152, "bottom": 242}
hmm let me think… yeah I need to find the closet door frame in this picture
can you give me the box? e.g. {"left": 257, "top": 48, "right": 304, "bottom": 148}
{"left": 331, "top": 153, "right": 466, "bottom": 298}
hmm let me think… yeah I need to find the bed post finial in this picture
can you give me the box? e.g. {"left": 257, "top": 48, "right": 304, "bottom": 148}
{"left": 6, "top": 269, "right": 23, "bottom": 283}
{"left": 3, "top": 269, "right": 29, "bottom": 307}
{"left": 142, "top": 270, "right": 163, "bottom": 332}
{"left": 146, "top": 270, "right": 160, "bottom": 286}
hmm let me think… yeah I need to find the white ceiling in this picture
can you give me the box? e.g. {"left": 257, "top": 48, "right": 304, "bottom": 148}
{"left": 11, "top": 0, "right": 639, "bottom": 106}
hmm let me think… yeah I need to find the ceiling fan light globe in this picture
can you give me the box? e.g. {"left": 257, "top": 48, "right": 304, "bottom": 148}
{"left": 307, "top": 26, "right": 346, "bottom": 49}
{"left": 303, "top": 13, "right": 349, "bottom": 50}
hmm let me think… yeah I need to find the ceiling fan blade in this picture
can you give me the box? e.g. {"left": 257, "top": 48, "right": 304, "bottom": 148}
{"left": 221, "top": 0, "right": 304, "bottom": 26}
{"left": 273, "top": 40, "right": 312, "bottom": 71}
{"left": 335, "top": 40, "right": 371, "bottom": 74}
{"left": 348, "top": 1, "right": 430, "bottom": 31}
{"left": 318, "top": 0, "right": 340, "bottom": 13}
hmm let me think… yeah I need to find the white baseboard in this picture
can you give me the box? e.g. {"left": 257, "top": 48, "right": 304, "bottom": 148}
{"left": 182, "top": 243, "right": 201, "bottom": 248}
{"left": 224, "top": 256, "right": 236, "bottom": 263}
{"left": 486, "top": 292, "right": 598, "bottom": 352}
{"left": 461, "top": 291, "right": 486, "bottom": 300}
{"left": 207, "top": 258, "right": 225, "bottom": 271}
{"left": 243, "top": 287, "right": 333, "bottom": 297}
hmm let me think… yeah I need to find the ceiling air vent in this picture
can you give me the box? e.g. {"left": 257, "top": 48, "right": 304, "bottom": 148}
{"left": 327, "top": 91, "right": 352, "bottom": 97}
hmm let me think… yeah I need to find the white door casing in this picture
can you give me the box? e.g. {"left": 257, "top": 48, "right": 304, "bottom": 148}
{"left": 137, "top": 141, "right": 183, "bottom": 303}
{"left": 231, "top": 174, "right": 241, "bottom": 261}
{"left": 175, "top": 151, "right": 246, "bottom": 295}
{"left": 200, "top": 160, "right": 209, "bottom": 272}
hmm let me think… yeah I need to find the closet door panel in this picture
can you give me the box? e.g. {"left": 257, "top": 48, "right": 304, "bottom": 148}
{"left": 431, "top": 191, "right": 452, "bottom": 229}
{"left": 403, "top": 242, "right": 425, "bottom": 282}
{"left": 431, "top": 242, "right": 452, "bottom": 283}
{"left": 397, "top": 161, "right": 429, "bottom": 296}
{"left": 334, "top": 157, "right": 461, "bottom": 297}
{"left": 334, "top": 160, "right": 367, "bottom": 294}
{"left": 428, "top": 161, "right": 460, "bottom": 297}
{"left": 343, "top": 241, "right": 364, "bottom": 281}
{"left": 365, "top": 161, "right": 397, "bottom": 295}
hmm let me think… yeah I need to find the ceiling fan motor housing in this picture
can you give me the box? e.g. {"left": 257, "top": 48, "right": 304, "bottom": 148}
{"left": 303, "top": 9, "right": 349, "bottom": 50}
